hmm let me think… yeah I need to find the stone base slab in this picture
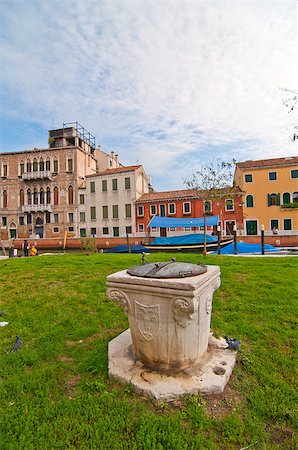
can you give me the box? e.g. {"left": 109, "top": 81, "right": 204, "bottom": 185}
{"left": 108, "top": 329, "right": 237, "bottom": 400}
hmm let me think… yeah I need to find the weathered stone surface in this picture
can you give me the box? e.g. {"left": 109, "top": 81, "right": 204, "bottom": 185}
{"left": 108, "top": 329, "right": 237, "bottom": 400}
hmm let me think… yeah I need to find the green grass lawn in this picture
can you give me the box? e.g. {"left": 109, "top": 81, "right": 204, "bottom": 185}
{"left": 0, "top": 253, "right": 297, "bottom": 449}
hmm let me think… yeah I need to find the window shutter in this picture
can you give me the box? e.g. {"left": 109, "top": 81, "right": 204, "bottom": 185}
{"left": 277, "top": 193, "right": 280, "bottom": 206}
{"left": 267, "top": 194, "right": 271, "bottom": 206}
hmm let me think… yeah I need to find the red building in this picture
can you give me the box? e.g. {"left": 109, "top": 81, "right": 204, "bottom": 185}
{"left": 135, "top": 188, "right": 244, "bottom": 239}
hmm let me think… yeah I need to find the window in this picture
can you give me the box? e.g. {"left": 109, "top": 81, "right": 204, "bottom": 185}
{"left": 137, "top": 206, "right": 144, "bottom": 217}
{"left": 46, "top": 188, "right": 51, "bottom": 204}
{"left": 90, "top": 207, "right": 96, "bottom": 220}
{"left": 90, "top": 181, "right": 95, "bottom": 193}
{"left": 20, "top": 163, "right": 24, "bottom": 175}
{"left": 183, "top": 202, "right": 191, "bottom": 214}
{"left": 284, "top": 219, "right": 292, "bottom": 231}
{"left": 246, "top": 195, "right": 254, "bottom": 208}
{"left": 26, "top": 161, "right": 31, "bottom": 172}
{"left": 80, "top": 212, "right": 85, "bottom": 222}
{"left": 112, "top": 205, "right": 119, "bottom": 219}
{"left": 125, "top": 204, "right": 132, "bottom": 218}
{"left": 39, "top": 159, "right": 44, "bottom": 171}
{"left": 245, "top": 174, "right": 252, "bottom": 182}
{"left": 282, "top": 192, "right": 291, "bottom": 204}
{"left": 293, "top": 192, "right": 298, "bottom": 203}
{"left": 27, "top": 189, "right": 32, "bottom": 205}
{"left": 126, "top": 226, "right": 132, "bottom": 234}
{"left": 204, "top": 201, "right": 212, "bottom": 213}
{"left": 32, "top": 159, "right": 38, "bottom": 172}
{"left": 102, "top": 206, "right": 108, "bottom": 219}
{"left": 151, "top": 227, "right": 157, "bottom": 232}
{"left": 54, "top": 213, "right": 59, "bottom": 223}
{"left": 225, "top": 199, "right": 234, "bottom": 211}
{"left": 68, "top": 226, "right": 74, "bottom": 232}
{"left": 2, "top": 217, "right": 7, "bottom": 226}
{"left": 270, "top": 219, "right": 279, "bottom": 231}
{"left": 33, "top": 189, "right": 38, "bottom": 205}
{"left": 45, "top": 212, "right": 51, "bottom": 224}
{"left": 291, "top": 169, "right": 298, "bottom": 179}
{"left": 40, "top": 188, "right": 44, "bottom": 205}
{"left": 150, "top": 205, "right": 156, "bottom": 215}
{"left": 125, "top": 177, "right": 131, "bottom": 189}
{"left": 54, "top": 186, "right": 59, "bottom": 205}
{"left": 246, "top": 220, "right": 258, "bottom": 235}
{"left": 168, "top": 203, "right": 176, "bottom": 214}
{"left": 103, "top": 227, "right": 109, "bottom": 235}
{"left": 67, "top": 159, "right": 73, "bottom": 173}
{"left": 3, "top": 164, "right": 7, "bottom": 177}
{"left": 91, "top": 227, "right": 96, "bottom": 236}
{"left": 80, "top": 228, "right": 86, "bottom": 237}
{"left": 53, "top": 159, "right": 58, "bottom": 173}
{"left": 79, "top": 194, "right": 85, "bottom": 204}
{"left": 26, "top": 213, "right": 32, "bottom": 225}
{"left": 184, "top": 226, "right": 191, "bottom": 231}
{"left": 68, "top": 213, "right": 74, "bottom": 223}
{"left": 267, "top": 193, "right": 280, "bottom": 206}
{"left": 112, "top": 179, "right": 118, "bottom": 191}
{"left": 46, "top": 159, "right": 50, "bottom": 171}
{"left": 19, "top": 216, "right": 24, "bottom": 225}
{"left": 20, "top": 189, "right": 24, "bottom": 207}
{"left": 113, "top": 227, "right": 119, "bottom": 237}
{"left": 3, "top": 190, "right": 8, "bottom": 208}
{"left": 102, "top": 180, "right": 107, "bottom": 192}
{"left": 138, "top": 224, "right": 144, "bottom": 232}
{"left": 170, "top": 227, "right": 175, "bottom": 231}
{"left": 53, "top": 227, "right": 59, "bottom": 233}
{"left": 269, "top": 171, "right": 277, "bottom": 181}
{"left": 160, "top": 204, "right": 166, "bottom": 217}
{"left": 68, "top": 186, "right": 74, "bottom": 205}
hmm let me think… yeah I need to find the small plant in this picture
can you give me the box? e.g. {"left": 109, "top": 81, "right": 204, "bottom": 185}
{"left": 81, "top": 237, "right": 97, "bottom": 253}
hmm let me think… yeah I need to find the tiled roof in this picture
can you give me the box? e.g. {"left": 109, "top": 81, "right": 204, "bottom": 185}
{"left": 236, "top": 156, "right": 298, "bottom": 169}
{"left": 136, "top": 186, "right": 241, "bottom": 203}
{"left": 86, "top": 165, "right": 142, "bottom": 177}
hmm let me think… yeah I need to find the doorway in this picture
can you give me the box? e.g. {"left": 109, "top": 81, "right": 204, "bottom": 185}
{"left": 35, "top": 217, "right": 44, "bottom": 238}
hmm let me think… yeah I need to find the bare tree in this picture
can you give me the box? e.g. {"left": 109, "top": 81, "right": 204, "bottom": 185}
{"left": 184, "top": 159, "right": 236, "bottom": 255}
{"left": 280, "top": 87, "right": 298, "bottom": 141}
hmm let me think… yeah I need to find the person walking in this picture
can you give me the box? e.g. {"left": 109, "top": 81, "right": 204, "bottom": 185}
{"left": 23, "top": 240, "right": 29, "bottom": 257}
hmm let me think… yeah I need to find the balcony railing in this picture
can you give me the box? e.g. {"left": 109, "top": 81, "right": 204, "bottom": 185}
{"left": 22, "top": 171, "right": 52, "bottom": 181}
{"left": 22, "top": 204, "right": 52, "bottom": 213}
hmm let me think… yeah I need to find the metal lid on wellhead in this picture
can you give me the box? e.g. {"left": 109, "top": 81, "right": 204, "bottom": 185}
{"left": 127, "top": 258, "right": 207, "bottom": 279}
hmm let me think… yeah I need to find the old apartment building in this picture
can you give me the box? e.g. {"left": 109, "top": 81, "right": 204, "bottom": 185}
{"left": 0, "top": 123, "right": 120, "bottom": 240}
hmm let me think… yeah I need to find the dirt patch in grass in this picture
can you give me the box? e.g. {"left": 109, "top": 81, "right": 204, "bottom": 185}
{"left": 234, "top": 272, "right": 248, "bottom": 283}
{"left": 266, "top": 424, "right": 296, "bottom": 446}
{"left": 202, "top": 383, "right": 243, "bottom": 419}
{"left": 58, "top": 355, "right": 74, "bottom": 362}
{"left": 64, "top": 374, "right": 81, "bottom": 398}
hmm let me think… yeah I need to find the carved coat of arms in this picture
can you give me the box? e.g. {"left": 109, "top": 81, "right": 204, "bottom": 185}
{"left": 135, "top": 301, "right": 160, "bottom": 342}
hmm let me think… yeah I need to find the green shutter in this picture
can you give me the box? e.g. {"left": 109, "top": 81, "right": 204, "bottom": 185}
{"left": 267, "top": 194, "right": 271, "bottom": 206}
{"left": 277, "top": 193, "right": 280, "bottom": 206}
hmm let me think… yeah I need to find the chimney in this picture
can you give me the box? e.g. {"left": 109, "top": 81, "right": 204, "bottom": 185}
{"left": 115, "top": 154, "right": 119, "bottom": 166}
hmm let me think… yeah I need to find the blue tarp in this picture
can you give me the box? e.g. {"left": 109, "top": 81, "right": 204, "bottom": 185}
{"left": 107, "top": 244, "right": 150, "bottom": 254}
{"left": 212, "top": 242, "right": 280, "bottom": 255}
{"left": 150, "top": 233, "right": 217, "bottom": 246}
{"left": 148, "top": 215, "right": 219, "bottom": 228}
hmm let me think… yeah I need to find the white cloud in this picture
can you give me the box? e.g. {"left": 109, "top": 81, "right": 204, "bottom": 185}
{"left": 0, "top": 0, "right": 297, "bottom": 189}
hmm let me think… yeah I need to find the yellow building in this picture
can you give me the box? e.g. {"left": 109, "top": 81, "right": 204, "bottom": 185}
{"left": 234, "top": 157, "right": 298, "bottom": 238}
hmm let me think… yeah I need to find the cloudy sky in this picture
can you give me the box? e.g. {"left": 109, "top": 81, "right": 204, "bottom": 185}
{"left": 0, "top": 0, "right": 297, "bottom": 190}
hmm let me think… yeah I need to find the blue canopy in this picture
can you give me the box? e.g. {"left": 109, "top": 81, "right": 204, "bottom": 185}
{"left": 150, "top": 233, "right": 217, "bottom": 246}
{"left": 107, "top": 244, "right": 150, "bottom": 254}
{"left": 212, "top": 242, "right": 280, "bottom": 255}
{"left": 148, "top": 215, "right": 218, "bottom": 228}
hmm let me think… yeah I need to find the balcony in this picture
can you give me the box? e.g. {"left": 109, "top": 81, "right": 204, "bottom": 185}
{"left": 22, "top": 171, "right": 52, "bottom": 181}
{"left": 22, "top": 204, "right": 52, "bottom": 213}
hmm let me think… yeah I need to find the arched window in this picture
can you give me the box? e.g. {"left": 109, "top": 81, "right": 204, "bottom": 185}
{"left": 68, "top": 185, "right": 74, "bottom": 205}
{"left": 282, "top": 192, "right": 291, "bottom": 205}
{"left": 33, "top": 188, "right": 38, "bottom": 205}
{"left": 3, "top": 190, "right": 8, "bottom": 208}
{"left": 20, "top": 189, "right": 24, "bottom": 207}
{"left": 19, "top": 161, "right": 25, "bottom": 176}
{"left": 46, "top": 158, "right": 50, "bottom": 171}
{"left": 46, "top": 187, "right": 51, "bottom": 204}
{"left": 293, "top": 192, "right": 298, "bottom": 203}
{"left": 268, "top": 193, "right": 280, "bottom": 206}
{"left": 204, "top": 200, "right": 212, "bottom": 213}
{"left": 33, "top": 159, "right": 38, "bottom": 172}
{"left": 39, "top": 158, "right": 44, "bottom": 172}
{"left": 53, "top": 158, "right": 59, "bottom": 173}
{"left": 54, "top": 186, "right": 59, "bottom": 205}
{"left": 26, "top": 159, "right": 31, "bottom": 173}
{"left": 246, "top": 195, "right": 254, "bottom": 208}
{"left": 27, "top": 189, "right": 32, "bottom": 205}
{"left": 40, "top": 188, "right": 44, "bottom": 204}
